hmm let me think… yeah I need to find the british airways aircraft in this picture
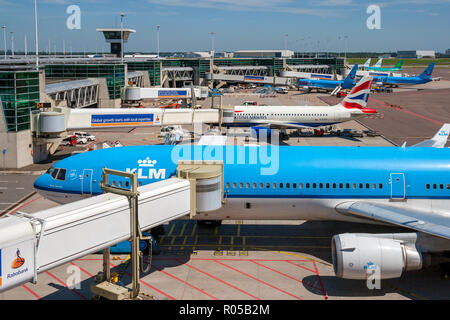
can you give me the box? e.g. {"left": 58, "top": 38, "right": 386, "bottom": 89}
{"left": 227, "top": 76, "right": 376, "bottom": 138}
{"left": 298, "top": 64, "right": 358, "bottom": 92}
{"left": 373, "top": 63, "right": 435, "bottom": 87}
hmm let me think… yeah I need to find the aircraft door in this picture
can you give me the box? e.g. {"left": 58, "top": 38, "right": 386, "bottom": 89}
{"left": 390, "top": 173, "right": 405, "bottom": 200}
{"left": 82, "top": 169, "right": 93, "bottom": 195}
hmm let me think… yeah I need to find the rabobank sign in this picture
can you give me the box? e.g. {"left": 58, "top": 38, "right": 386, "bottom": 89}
{"left": 0, "top": 241, "right": 35, "bottom": 290}
{"left": 0, "top": 248, "right": 2, "bottom": 287}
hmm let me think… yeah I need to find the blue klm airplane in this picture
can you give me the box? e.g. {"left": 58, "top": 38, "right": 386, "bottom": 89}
{"left": 298, "top": 64, "right": 359, "bottom": 92}
{"left": 373, "top": 63, "right": 435, "bottom": 87}
{"left": 33, "top": 121, "right": 450, "bottom": 280}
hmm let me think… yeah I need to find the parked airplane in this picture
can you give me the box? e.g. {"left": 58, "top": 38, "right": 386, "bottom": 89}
{"left": 373, "top": 63, "right": 434, "bottom": 87}
{"left": 33, "top": 124, "right": 450, "bottom": 280}
{"left": 298, "top": 64, "right": 358, "bottom": 92}
{"left": 368, "top": 60, "right": 403, "bottom": 72}
{"left": 227, "top": 76, "right": 376, "bottom": 138}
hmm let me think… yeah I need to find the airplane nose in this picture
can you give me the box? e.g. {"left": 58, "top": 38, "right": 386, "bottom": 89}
{"left": 34, "top": 174, "right": 49, "bottom": 192}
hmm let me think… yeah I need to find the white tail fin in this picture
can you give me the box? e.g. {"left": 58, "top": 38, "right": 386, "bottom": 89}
{"left": 412, "top": 124, "right": 450, "bottom": 148}
{"left": 374, "top": 58, "right": 383, "bottom": 68}
{"left": 363, "top": 58, "right": 371, "bottom": 68}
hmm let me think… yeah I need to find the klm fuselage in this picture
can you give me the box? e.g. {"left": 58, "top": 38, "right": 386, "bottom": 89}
{"left": 34, "top": 146, "right": 450, "bottom": 222}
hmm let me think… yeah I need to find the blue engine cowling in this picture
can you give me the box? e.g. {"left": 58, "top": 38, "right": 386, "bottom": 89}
{"left": 251, "top": 126, "right": 272, "bottom": 139}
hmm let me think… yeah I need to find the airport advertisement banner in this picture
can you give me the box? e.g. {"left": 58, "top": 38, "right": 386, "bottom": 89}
{"left": 158, "top": 90, "right": 189, "bottom": 98}
{"left": 91, "top": 114, "right": 161, "bottom": 127}
{"left": 0, "top": 241, "right": 34, "bottom": 290}
{"left": 244, "top": 76, "right": 265, "bottom": 82}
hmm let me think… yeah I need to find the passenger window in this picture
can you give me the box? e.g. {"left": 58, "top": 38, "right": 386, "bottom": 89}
{"left": 352, "top": 183, "right": 356, "bottom": 189}
{"left": 253, "top": 183, "right": 257, "bottom": 189}
{"left": 299, "top": 183, "right": 303, "bottom": 189}
{"left": 433, "top": 184, "right": 437, "bottom": 190}
{"left": 359, "top": 183, "right": 363, "bottom": 189}
{"left": 440, "top": 184, "right": 444, "bottom": 190}
{"left": 426, "top": 184, "right": 430, "bottom": 190}
{"left": 293, "top": 183, "right": 297, "bottom": 189}
{"left": 326, "top": 183, "right": 330, "bottom": 189}
{"left": 266, "top": 183, "right": 270, "bottom": 189}
{"left": 239, "top": 183, "right": 243, "bottom": 188}
{"left": 447, "top": 184, "right": 450, "bottom": 190}
{"left": 372, "top": 183, "right": 376, "bottom": 189}
{"left": 226, "top": 182, "right": 230, "bottom": 189}
{"left": 138, "top": 182, "right": 143, "bottom": 187}
{"left": 346, "top": 183, "right": 350, "bottom": 189}
{"left": 260, "top": 183, "right": 264, "bottom": 189}
{"left": 332, "top": 183, "right": 336, "bottom": 189}
{"left": 286, "top": 183, "right": 290, "bottom": 188}
{"left": 233, "top": 183, "right": 237, "bottom": 189}
{"left": 366, "top": 183, "right": 370, "bottom": 189}
{"left": 306, "top": 183, "right": 310, "bottom": 189}
{"left": 379, "top": 183, "right": 383, "bottom": 189}
{"left": 273, "top": 183, "right": 276, "bottom": 189}
{"left": 119, "top": 181, "right": 123, "bottom": 187}
{"left": 339, "top": 183, "right": 343, "bottom": 189}
{"left": 313, "top": 183, "right": 317, "bottom": 189}
{"left": 279, "top": 183, "right": 284, "bottom": 188}
{"left": 125, "top": 181, "right": 129, "bottom": 188}
{"left": 319, "top": 183, "right": 323, "bottom": 189}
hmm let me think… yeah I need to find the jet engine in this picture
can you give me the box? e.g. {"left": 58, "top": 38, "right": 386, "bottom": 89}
{"left": 332, "top": 233, "right": 423, "bottom": 280}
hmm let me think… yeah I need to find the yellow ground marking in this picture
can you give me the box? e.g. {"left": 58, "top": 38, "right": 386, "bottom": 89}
{"left": 190, "top": 223, "right": 197, "bottom": 236}
{"left": 167, "top": 224, "right": 176, "bottom": 237}
{"left": 179, "top": 223, "right": 187, "bottom": 236}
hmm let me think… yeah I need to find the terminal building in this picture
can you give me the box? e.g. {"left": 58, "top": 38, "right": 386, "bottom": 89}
{"left": 397, "top": 50, "right": 436, "bottom": 59}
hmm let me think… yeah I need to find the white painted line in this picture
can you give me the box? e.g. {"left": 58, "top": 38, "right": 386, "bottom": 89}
{"left": 16, "top": 188, "right": 25, "bottom": 190}
{"left": 0, "top": 187, "right": 8, "bottom": 190}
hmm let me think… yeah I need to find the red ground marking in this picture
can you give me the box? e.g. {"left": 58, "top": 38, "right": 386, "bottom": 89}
{"left": 177, "top": 259, "right": 261, "bottom": 300}
{"left": 45, "top": 271, "right": 88, "bottom": 300}
{"left": 286, "top": 260, "right": 317, "bottom": 274}
{"left": 9, "top": 196, "right": 42, "bottom": 215}
{"left": 369, "top": 97, "right": 443, "bottom": 125}
{"left": 312, "top": 261, "right": 328, "bottom": 300}
{"left": 109, "top": 262, "right": 176, "bottom": 300}
{"left": 77, "top": 258, "right": 312, "bottom": 263}
{"left": 22, "top": 284, "right": 41, "bottom": 300}
{"left": 214, "top": 260, "right": 303, "bottom": 300}
{"left": 250, "top": 260, "right": 323, "bottom": 292}
{"left": 150, "top": 264, "right": 218, "bottom": 300}
{"left": 70, "top": 261, "right": 95, "bottom": 277}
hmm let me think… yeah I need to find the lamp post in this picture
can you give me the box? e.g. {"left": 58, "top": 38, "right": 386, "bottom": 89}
{"left": 156, "top": 25, "right": 160, "bottom": 58}
{"left": 10, "top": 32, "right": 14, "bottom": 57}
{"left": 2, "top": 26, "right": 6, "bottom": 60}
{"left": 120, "top": 12, "right": 125, "bottom": 64}
{"left": 34, "top": 0, "right": 39, "bottom": 69}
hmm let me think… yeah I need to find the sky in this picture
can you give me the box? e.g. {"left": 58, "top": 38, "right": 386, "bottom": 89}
{"left": 0, "top": 0, "right": 449, "bottom": 53}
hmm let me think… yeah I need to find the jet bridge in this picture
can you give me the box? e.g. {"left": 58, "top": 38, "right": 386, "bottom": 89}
{"left": 0, "top": 161, "right": 224, "bottom": 294}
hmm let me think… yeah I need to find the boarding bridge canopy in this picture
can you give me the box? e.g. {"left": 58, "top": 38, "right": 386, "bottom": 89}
{"left": 0, "top": 178, "right": 191, "bottom": 292}
{"left": 59, "top": 107, "right": 219, "bottom": 130}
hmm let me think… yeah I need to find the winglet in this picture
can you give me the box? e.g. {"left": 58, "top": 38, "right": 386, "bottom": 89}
{"left": 412, "top": 124, "right": 450, "bottom": 148}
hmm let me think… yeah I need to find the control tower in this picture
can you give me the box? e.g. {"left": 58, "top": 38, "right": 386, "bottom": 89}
{"left": 97, "top": 28, "right": 136, "bottom": 57}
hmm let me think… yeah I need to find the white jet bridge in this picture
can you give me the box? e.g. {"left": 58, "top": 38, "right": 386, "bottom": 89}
{"left": 0, "top": 162, "right": 224, "bottom": 297}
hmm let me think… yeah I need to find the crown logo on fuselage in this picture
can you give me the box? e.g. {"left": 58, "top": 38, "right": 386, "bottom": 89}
{"left": 138, "top": 157, "right": 157, "bottom": 167}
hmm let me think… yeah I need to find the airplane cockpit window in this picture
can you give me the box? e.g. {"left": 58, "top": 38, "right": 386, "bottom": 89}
{"left": 47, "top": 167, "right": 67, "bottom": 181}
{"left": 56, "top": 169, "right": 67, "bottom": 181}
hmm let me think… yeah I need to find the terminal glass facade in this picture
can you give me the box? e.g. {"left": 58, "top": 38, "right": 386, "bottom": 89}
{"left": 45, "top": 64, "right": 125, "bottom": 99}
{"left": 0, "top": 71, "right": 40, "bottom": 132}
{"left": 127, "top": 61, "right": 161, "bottom": 86}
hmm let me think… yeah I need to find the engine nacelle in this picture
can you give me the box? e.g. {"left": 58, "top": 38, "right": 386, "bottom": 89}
{"left": 332, "top": 233, "right": 423, "bottom": 280}
{"left": 251, "top": 126, "right": 272, "bottom": 139}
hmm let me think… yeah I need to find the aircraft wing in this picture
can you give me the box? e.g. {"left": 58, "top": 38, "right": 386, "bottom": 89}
{"left": 336, "top": 201, "right": 450, "bottom": 240}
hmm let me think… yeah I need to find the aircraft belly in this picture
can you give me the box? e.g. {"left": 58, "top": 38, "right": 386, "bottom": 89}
{"left": 195, "top": 198, "right": 384, "bottom": 223}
